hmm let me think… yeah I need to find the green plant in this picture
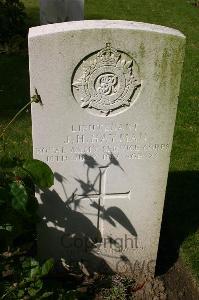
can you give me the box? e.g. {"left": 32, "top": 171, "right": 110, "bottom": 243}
{"left": 0, "top": 155, "right": 54, "bottom": 251}
{"left": 0, "top": 94, "right": 55, "bottom": 299}
{"left": 0, "top": 256, "right": 54, "bottom": 299}
{"left": 99, "top": 275, "right": 135, "bottom": 300}
{"left": 0, "top": 91, "right": 49, "bottom": 251}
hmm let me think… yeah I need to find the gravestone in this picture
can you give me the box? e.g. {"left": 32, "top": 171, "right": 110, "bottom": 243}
{"left": 40, "top": 0, "right": 84, "bottom": 25}
{"left": 29, "top": 20, "right": 185, "bottom": 279}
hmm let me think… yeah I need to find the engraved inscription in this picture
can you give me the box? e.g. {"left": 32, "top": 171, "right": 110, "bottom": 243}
{"left": 72, "top": 43, "right": 141, "bottom": 116}
{"left": 96, "top": 73, "right": 118, "bottom": 96}
{"left": 34, "top": 122, "right": 170, "bottom": 162}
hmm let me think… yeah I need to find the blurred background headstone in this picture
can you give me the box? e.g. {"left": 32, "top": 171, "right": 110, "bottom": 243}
{"left": 40, "top": 0, "right": 84, "bottom": 25}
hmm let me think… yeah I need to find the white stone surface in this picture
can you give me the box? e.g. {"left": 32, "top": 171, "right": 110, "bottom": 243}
{"left": 39, "top": 0, "right": 84, "bottom": 25}
{"left": 29, "top": 20, "right": 185, "bottom": 278}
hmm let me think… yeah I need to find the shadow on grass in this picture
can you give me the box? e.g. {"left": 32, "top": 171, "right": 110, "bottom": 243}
{"left": 156, "top": 171, "right": 199, "bottom": 275}
{"left": 0, "top": 5, "right": 39, "bottom": 111}
{"left": 0, "top": 54, "right": 30, "bottom": 110}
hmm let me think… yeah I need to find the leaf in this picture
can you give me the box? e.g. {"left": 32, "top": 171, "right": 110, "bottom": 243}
{"left": 34, "top": 279, "right": 43, "bottom": 289}
{"left": 28, "top": 288, "right": 38, "bottom": 296}
{"left": 10, "top": 182, "right": 28, "bottom": 212}
{"left": 31, "top": 88, "right": 42, "bottom": 104}
{"left": 30, "top": 265, "right": 41, "bottom": 279}
{"left": 22, "top": 258, "right": 41, "bottom": 278}
{"left": 29, "top": 259, "right": 40, "bottom": 279}
{"left": 23, "top": 159, "right": 54, "bottom": 189}
{"left": 39, "top": 292, "right": 54, "bottom": 299}
{"left": 41, "top": 258, "right": 54, "bottom": 276}
{"left": 18, "top": 289, "right": 25, "bottom": 298}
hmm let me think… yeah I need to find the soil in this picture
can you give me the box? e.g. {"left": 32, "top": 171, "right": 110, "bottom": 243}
{"left": 94, "top": 259, "right": 199, "bottom": 299}
{"left": 162, "top": 258, "right": 199, "bottom": 300}
{"left": 128, "top": 258, "right": 199, "bottom": 299}
{"left": 48, "top": 258, "right": 199, "bottom": 299}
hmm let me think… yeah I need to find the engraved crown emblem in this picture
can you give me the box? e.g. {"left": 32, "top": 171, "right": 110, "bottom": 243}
{"left": 72, "top": 43, "right": 141, "bottom": 116}
{"left": 95, "top": 43, "right": 120, "bottom": 66}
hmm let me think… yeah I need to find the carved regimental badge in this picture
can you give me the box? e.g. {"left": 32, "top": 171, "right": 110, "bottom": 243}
{"left": 72, "top": 43, "right": 141, "bottom": 116}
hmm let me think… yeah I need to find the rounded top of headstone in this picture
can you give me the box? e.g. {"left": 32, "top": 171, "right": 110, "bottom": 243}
{"left": 29, "top": 20, "right": 185, "bottom": 39}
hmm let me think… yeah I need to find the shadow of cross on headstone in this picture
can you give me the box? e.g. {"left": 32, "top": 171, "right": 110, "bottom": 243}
{"left": 74, "top": 166, "right": 131, "bottom": 241}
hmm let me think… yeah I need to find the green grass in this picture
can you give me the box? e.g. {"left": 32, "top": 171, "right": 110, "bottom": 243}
{"left": 23, "top": 0, "right": 40, "bottom": 27}
{"left": 181, "top": 231, "right": 199, "bottom": 280}
{"left": 0, "top": 111, "right": 32, "bottom": 160}
{"left": 0, "top": 0, "right": 198, "bottom": 282}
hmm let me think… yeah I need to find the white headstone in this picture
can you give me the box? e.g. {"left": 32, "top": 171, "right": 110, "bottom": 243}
{"left": 40, "top": 0, "right": 84, "bottom": 25}
{"left": 29, "top": 20, "right": 185, "bottom": 280}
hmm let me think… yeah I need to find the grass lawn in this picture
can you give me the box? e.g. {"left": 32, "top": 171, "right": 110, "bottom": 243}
{"left": 0, "top": 0, "right": 198, "bottom": 281}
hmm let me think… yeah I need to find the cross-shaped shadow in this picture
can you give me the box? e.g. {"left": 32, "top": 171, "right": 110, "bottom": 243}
{"left": 38, "top": 152, "right": 137, "bottom": 275}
